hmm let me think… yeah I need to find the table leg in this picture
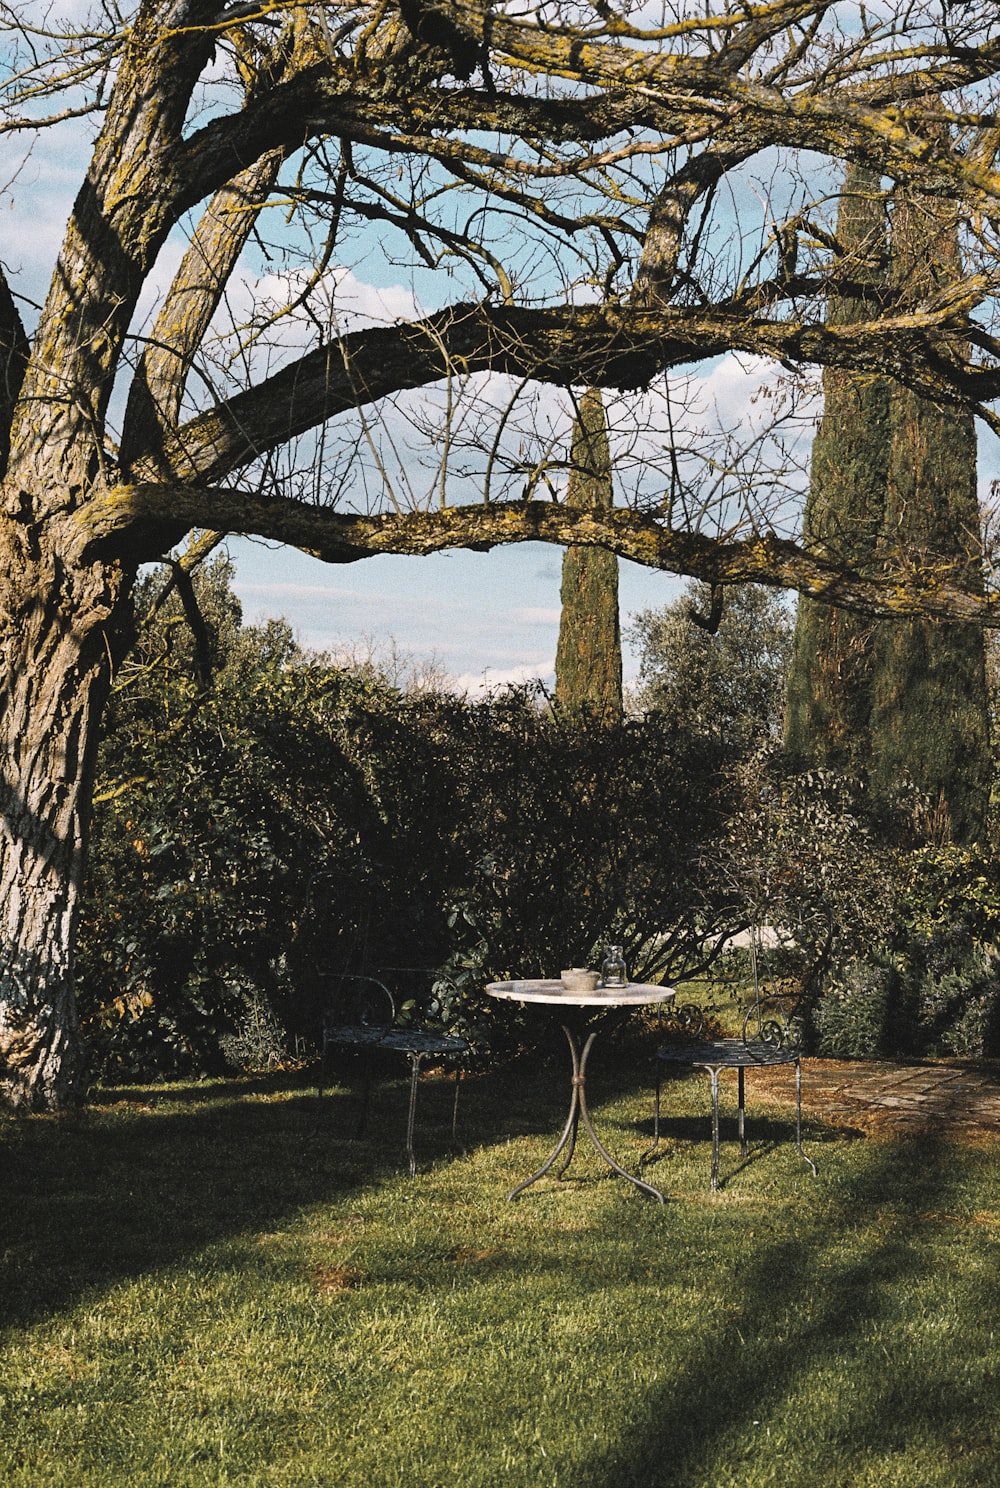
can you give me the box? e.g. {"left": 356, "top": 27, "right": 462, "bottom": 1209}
{"left": 795, "top": 1059, "right": 818, "bottom": 1178}
{"left": 508, "top": 1024, "right": 664, "bottom": 1203}
{"left": 709, "top": 1066, "right": 721, "bottom": 1192}
{"left": 555, "top": 1103, "right": 580, "bottom": 1179}
{"left": 405, "top": 1052, "right": 423, "bottom": 1178}
{"left": 506, "top": 1026, "right": 583, "bottom": 1200}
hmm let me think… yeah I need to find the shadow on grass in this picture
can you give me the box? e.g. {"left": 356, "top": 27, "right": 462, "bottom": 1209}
{"left": 0, "top": 1031, "right": 823, "bottom": 1341}
{"left": 582, "top": 1134, "right": 996, "bottom": 1487}
{"left": 0, "top": 1031, "right": 653, "bottom": 1335}
{"left": 6, "top": 1041, "right": 995, "bottom": 1484}
{"left": 91, "top": 1069, "right": 319, "bottom": 1106}
{"left": 0, "top": 1071, "right": 455, "bottom": 1335}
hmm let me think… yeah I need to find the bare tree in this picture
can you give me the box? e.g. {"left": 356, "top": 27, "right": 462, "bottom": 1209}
{"left": 3, "top": 1, "right": 1000, "bottom": 1106}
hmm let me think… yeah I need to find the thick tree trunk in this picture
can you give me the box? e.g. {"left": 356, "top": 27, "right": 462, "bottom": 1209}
{"left": 868, "top": 378, "right": 990, "bottom": 842}
{"left": 787, "top": 165, "right": 990, "bottom": 842}
{"left": 868, "top": 191, "right": 990, "bottom": 842}
{"left": 0, "top": 516, "right": 129, "bottom": 1109}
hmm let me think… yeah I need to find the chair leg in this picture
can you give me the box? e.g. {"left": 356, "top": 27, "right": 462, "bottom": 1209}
{"left": 313, "top": 1044, "right": 330, "bottom": 1133}
{"left": 450, "top": 1066, "right": 464, "bottom": 1152}
{"left": 405, "top": 1052, "right": 424, "bottom": 1178}
{"left": 709, "top": 1066, "right": 721, "bottom": 1192}
{"left": 795, "top": 1059, "right": 818, "bottom": 1178}
{"left": 641, "top": 1073, "right": 663, "bottom": 1165}
{"left": 355, "top": 1050, "right": 374, "bottom": 1138}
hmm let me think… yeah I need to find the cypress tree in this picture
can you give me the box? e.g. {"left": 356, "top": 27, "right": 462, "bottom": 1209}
{"left": 784, "top": 163, "right": 890, "bottom": 772}
{"left": 867, "top": 191, "right": 989, "bottom": 841}
{"left": 786, "top": 166, "right": 990, "bottom": 841}
{"left": 553, "top": 387, "right": 623, "bottom": 721}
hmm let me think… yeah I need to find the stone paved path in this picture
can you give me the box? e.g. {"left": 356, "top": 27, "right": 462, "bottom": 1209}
{"left": 755, "top": 1057, "right": 1000, "bottom": 1138}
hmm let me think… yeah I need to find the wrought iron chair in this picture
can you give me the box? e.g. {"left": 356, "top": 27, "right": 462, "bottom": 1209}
{"left": 316, "top": 970, "right": 467, "bottom": 1177}
{"left": 643, "top": 933, "right": 817, "bottom": 1191}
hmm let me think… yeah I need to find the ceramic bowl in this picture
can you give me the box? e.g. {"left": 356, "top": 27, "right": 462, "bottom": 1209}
{"left": 560, "top": 968, "right": 600, "bottom": 992}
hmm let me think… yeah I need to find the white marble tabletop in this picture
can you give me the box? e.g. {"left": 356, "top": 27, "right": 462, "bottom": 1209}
{"left": 486, "top": 979, "right": 676, "bottom": 1009}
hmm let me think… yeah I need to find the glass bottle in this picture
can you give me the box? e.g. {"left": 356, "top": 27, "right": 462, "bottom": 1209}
{"left": 601, "top": 945, "right": 627, "bottom": 988}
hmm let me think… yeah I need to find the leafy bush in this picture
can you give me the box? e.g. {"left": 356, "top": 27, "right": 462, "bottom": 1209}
{"left": 813, "top": 959, "right": 903, "bottom": 1058}
{"left": 80, "top": 565, "right": 743, "bottom": 1078}
{"left": 425, "top": 693, "right": 739, "bottom": 1050}
{"left": 809, "top": 844, "right": 1000, "bottom": 1059}
{"left": 889, "top": 847, "right": 1000, "bottom": 1058}
{"left": 82, "top": 563, "right": 1000, "bottom": 1077}
{"left": 81, "top": 648, "right": 475, "bottom": 1079}
{"left": 720, "top": 757, "right": 907, "bottom": 999}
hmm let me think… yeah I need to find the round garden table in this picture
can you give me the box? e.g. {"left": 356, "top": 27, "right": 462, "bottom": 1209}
{"left": 486, "top": 979, "right": 676, "bottom": 1203}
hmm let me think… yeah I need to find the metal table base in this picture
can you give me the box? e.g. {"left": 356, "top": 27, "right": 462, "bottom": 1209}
{"left": 508, "top": 1022, "right": 665, "bottom": 1204}
{"left": 486, "top": 980, "right": 677, "bottom": 1205}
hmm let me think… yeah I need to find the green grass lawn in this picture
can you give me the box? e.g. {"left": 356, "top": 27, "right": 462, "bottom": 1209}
{"left": 2, "top": 1033, "right": 998, "bottom": 1488}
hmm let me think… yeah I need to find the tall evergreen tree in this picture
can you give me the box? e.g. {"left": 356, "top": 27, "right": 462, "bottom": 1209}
{"left": 786, "top": 167, "right": 990, "bottom": 841}
{"left": 554, "top": 389, "right": 623, "bottom": 720}
{"left": 784, "top": 164, "right": 890, "bottom": 772}
{"left": 867, "top": 192, "right": 990, "bottom": 841}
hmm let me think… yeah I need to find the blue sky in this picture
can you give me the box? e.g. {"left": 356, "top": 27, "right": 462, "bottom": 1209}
{"left": 0, "top": 92, "right": 711, "bottom": 692}
{"left": 228, "top": 535, "right": 685, "bottom": 693}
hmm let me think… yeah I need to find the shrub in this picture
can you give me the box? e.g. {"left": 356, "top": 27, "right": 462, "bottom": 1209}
{"left": 809, "top": 845, "right": 1000, "bottom": 1060}
{"left": 85, "top": 564, "right": 1000, "bottom": 1076}
{"left": 81, "top": 618, "right": 740, "bottom": 1077}
{"left": 813, "top": 959, "right": 903, "bottom": 1059}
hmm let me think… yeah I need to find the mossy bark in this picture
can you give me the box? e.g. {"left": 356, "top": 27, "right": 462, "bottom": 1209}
{"left": 553, "top": 389, "right": 623, "bottom": 721}
{"left": 867, "top": 193, "right": 989, "bottom": 841}
{"left": 0, "top": 515, "right": 133, "bottom": 1108}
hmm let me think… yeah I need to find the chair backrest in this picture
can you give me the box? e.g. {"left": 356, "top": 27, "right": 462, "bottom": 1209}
{"left": 663, "top": 923, "right": 804, "bottom": 1053}
{"left": 374, "top": 965, "right": 444, "bottom": 1026}
{"left": 319, "top": 972, "right": 396, "bottom": 1033}
{"left": 739, "top": 928, "right": 803, "bottom": 1051}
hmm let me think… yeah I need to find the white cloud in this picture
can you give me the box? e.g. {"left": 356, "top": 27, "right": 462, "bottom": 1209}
{"left": 511, "top": 606, "right": 562, "bottom": 625}
{"left": 208, "top": 262, "right": 423, "bottom": 354}
{"left": 454, "top": 663, "right": 555, "bottom": 698}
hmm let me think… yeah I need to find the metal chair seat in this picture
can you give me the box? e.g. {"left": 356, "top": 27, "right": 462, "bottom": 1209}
{"left": 646, "top": 1004, "right": 817, "bottom": 1192}
{"left": 361, "top": 1027, "right": 466, "bottom": 1057}
{"left": 317, "top": 973, "right": 467, "bottom": 1176}
{"left": 656, "top": 1038, "right": 801, "bottom": 1070}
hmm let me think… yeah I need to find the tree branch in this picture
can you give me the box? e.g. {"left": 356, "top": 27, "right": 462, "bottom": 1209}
{"left": 634, "top": 143, "right": 753, "bottom": 307}
{"left": 7, "top": 0, "right": 225, "bottom": 492}
{"left": 0, "top": 269, "right": 29, "bottom": 473}
{"left": 120, "top": 150, "right": 286, "bottom": 474}
{"left": 170, "top": 71, "right": 689, "bottom": 220}
{"left": 128, "top": 300, "right": 1000, "bottom": 488}
{"left": 76, "top": 488, "right": 1000, "bottom": 627}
